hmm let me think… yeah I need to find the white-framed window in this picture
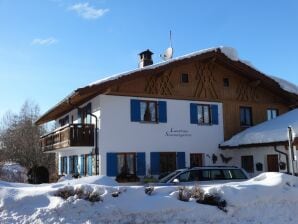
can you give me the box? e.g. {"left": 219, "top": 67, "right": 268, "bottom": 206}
{"left": 197, "top": 104, "right": 211, "bottom": 125}
{"left": 140, "top": 101, "right": 157, "bottom": 122}
{"left": 267, "top": 108, "right": 278, "bottom": 120}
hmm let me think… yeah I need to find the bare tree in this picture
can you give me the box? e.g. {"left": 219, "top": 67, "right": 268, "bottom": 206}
{"left": 0, "top": 100, "right": 56, "bottom": 182}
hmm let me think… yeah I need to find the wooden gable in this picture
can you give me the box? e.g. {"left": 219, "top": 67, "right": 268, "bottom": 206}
{"left": 36, "top": 48, "right": 297, "bottom": 141}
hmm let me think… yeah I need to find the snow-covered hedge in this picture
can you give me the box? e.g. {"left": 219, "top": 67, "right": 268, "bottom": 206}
{"left": 0, "top": 162, "right": 27, "bottom": 183}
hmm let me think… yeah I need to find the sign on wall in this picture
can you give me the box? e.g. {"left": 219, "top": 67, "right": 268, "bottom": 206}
{"left": 165, "top": 128, "right": 192, "bottom": 137}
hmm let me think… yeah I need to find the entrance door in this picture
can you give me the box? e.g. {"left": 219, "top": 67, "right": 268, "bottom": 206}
{"left": 267, "top": 154, "right": 279, "bottom": 172}
{"left": 160, "top": 152, "right": 176, "bottom": 174}
{"left": 190, "top": 153, "right": 203, "bottom": 167}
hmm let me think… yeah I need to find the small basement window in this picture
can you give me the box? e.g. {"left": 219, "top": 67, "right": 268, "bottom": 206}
{"left": 181, "top": 73, "right": 189, "bottom": 83}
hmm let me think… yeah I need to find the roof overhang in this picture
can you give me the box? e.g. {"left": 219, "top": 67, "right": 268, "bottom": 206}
{"left": 220, "top": 137, "right": 298, "bottom": 149}
{"left": 35, "top": 48, "right": 298, "bottom": 125}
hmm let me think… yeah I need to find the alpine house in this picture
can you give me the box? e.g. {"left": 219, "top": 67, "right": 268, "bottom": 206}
{"left": 36, "top": 47, "right": 298, "bottom": 181}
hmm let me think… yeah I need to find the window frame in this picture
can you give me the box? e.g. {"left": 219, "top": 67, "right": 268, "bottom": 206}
{"left": 223, "top": 78, "right": 229, "bottom": 87}
{"left": 267, "top": 108, "right": 279, "bottom": 120}
{"left": 197, "top": 104, "right": 211, "bottom": 125}
{"left": 180, "top": 73, "right": 189, "bottom": 84}
{"left": 140, "top": 100, "right": 158, "bottom": 123}
{"left": 240, "top": 106, "right": 253, "bottom": 127}
{"left": 117, "top": 153, "right": 136, "bottom": 176}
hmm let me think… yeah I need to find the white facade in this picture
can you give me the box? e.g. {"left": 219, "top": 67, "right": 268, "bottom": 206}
{"left": 223, "top": 146, "right": 289, "bottom": 177}
{"left": 57, "top": 94, "right": 225, "bottom": 177}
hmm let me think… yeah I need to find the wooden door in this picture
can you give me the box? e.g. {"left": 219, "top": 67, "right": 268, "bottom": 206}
{"left": 267, "top": 154, "right": 279, "bottom": 172}
{"left": 190, "top": 153, "right": 203, "bottom": 167}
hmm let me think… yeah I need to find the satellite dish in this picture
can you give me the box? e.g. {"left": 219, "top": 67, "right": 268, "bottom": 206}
{"left": 160, "top": 31, "right": 174, "bottom": 61}
{"left": 161, "top": 47, "right": 173, "bottom": 61}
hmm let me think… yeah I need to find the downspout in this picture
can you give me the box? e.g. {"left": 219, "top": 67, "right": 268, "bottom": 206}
{"left": 274, "top": 145, "right": 289, "bottom": 174}
{"left": 68, "top": 99, "right": 99, "bottom": 175}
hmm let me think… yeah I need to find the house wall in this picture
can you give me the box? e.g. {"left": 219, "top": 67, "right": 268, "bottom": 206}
{"left": 221, "top": 145, "right": 291, "bottom": 177}
{"left": 106, "top": 60, "right": 290, "bottom": 140}
{"left": 98, "top": 94, "right": 224, "bottom": 176}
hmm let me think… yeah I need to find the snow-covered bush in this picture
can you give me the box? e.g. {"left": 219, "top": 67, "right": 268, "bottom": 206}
{"left": 144, "top": 186, "right": 155, "bottom": 195}
{"left": 177, "top": 186, "right": 192, "bottom": 202}
{"left": 54, "top": 184, "right": 104, "bottom": 202}
{"left": 55, "top": 185, "right": 75, "bottom": 199}
{"left": 0, "top": 162, "right": 28, "bottom": 183}
{"left": 197, "top": 193, "right": 227, "bottom": 212}
{"left": 191, "top": 185, "right": 204, "bottom": 199}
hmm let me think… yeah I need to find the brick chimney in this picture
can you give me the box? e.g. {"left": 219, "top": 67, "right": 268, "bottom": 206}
{"left": 139, "top": 49, "right": 153, "bottom": 68}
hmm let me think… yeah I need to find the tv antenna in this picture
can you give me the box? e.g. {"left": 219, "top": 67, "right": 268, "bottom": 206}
{"left": 160, "top": 30, "right": 173, "bottom": 61}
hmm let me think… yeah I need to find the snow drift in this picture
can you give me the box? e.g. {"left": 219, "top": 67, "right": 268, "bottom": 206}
{"left": 1, "top": 173, "right": 298, "bottom": 223}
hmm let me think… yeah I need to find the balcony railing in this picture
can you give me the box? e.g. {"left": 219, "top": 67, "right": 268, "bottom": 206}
{"left": 40, "top": 124, "right": 94, "bottom": 152}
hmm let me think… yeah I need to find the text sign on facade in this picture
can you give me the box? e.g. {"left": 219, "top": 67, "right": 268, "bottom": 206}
{"left": 165, "top": 128, "right": 192, "bottom": 137}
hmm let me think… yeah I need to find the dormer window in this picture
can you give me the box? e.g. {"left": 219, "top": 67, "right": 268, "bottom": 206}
{"left": 181, "top": 73, "right": 189, "bottom": 83}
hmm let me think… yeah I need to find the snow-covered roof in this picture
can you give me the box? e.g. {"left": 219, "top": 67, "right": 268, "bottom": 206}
{"left": 35, "top": 46, "right": 298, "bottom": 125}
{"left": 88, "top": 46, "right": 298, "bottom": 95}
{"left": 88, "top": 46, "right": 238, "bottom": 87}
{"left": 221, "top": 109, "right": 298, "bottom": 148}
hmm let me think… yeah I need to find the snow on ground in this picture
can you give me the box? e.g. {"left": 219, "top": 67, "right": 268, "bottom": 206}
{"left": 1, "top": 173, "right": 298, "bottom": 224}
{"left": 221, "top": 108, "right": 298, "bottom": 147}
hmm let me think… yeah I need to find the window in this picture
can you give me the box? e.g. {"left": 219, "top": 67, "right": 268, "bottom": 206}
{"left": 223, "top": 78, "right": 229, "bottom": 87}
{"left": 181, "top": 73, "right": 189, "bottom": 83}
{"left": 267, "top": 109, "right": 278, "bottom": 120}
{"left": 60, "top": 156, "right": 67, "bottom": 174}
{"left": 177, "top": 171, "right": 190, "bottom": 182}
{"left": 78, "top": 103, "right": 92, "bottom": 124}
{"left": 190, "top": 103, "right": 218, "bottom": 125}
{"left": 197, "top": 104, "right": 211, "bottom": 125}
{"left": 159, "top": 152, "right": 177, "bottom": 174}
{"left": 241, "top": 155, "right": 254, "bottom": 173}
{"left": 69, "top": 156, "right": 78, "bottom": 175}
{"left": 117, "top": 153, "right": 136, "bottom": 175}
{"left": 140, "top": 101, "right": 157, "bottom": 122}
{"left": 240, "top": 107, "right": 252, "bottom": 126}
{"left": 131, "top": 99, "right": 167, "bottom": 123}
{"left": 210, "top": 169, "right": 225, "bottom": 180}
{"left": 222, "top": 169, "right": 247, "bottom": 179}
{"left": 190, "top": 153, "right": 204, "bottom": 168}
{"left": 59, "top": 115, "right": 69, "bottom": 127}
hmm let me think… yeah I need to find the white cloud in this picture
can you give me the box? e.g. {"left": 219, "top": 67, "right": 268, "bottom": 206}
{"left": 31, "top": 37, "right": 58, "bottom": 46}
{"left": 69, "top": 3, "right": 109, "bottom": 20}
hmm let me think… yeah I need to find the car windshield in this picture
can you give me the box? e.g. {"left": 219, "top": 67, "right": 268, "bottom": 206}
{"left": 159, "top": 170, "right": 182, "bottom": 183}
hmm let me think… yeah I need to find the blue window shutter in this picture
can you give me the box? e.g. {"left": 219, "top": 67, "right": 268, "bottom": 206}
{"left": 80, "top": 155, "right": 84, "bottom": 175}
{"left": 63, "top": 157, "right": 67, "bottom": 174}
{"left": 88, "top": 154, "right": 92, "bottom": 176}
{"left": 59, "top": 157, "right": 62, "bottom": 175}
{"left": 211, "top": 104, "right": 219, "bottom": 125}
{"left": 136, "top": 152, "right": 146, "bottom": 176}
{"left": 177, "top": 152, "right": 186, "bottom": 169}
{"left": 158, "top": 101, "right": 167, "bottom": 123}
{"left": 130, "top": 99, "right": 141, "bottom": 122}
{"left": 106, "top": 153, "right": 118, "bottom": 176}
{"left": 74, "top": 156, "right": 78, "bottom": 174}
{"left": 190, "top": 103, "right": 198, "bottom": 124}
{"left": 150, "top": 152, "right": 160, "bottom": 175}
{"left": 67, "top": 156, "right": 71, "bottom": 174}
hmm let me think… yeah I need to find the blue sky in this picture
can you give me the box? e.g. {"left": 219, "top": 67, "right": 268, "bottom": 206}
{"left": 0, "top": 0, "right": 297, "bottom": 118}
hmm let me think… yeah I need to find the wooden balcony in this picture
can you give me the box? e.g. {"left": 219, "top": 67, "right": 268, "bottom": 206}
{"left": 40, "top": 124, "right": 94, "bottom": 152}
